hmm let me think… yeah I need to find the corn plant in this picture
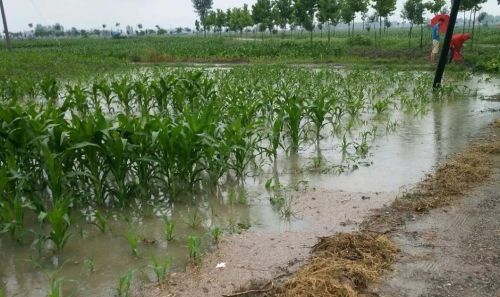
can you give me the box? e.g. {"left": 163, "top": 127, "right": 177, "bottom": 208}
{"left": 45, "top": 197, "right": 72, "bottom": 253}
{"left": 163, "top": 217, "right": 175, "bottom": 241}
{"left": 102, "top": 128, "right": 133, "bottom": 206}
{"left": 280, "top": 87, "right": 304, "bottom": 152}
{"left": 150, "top": 254, "right": 171, "bottom": 287}
{"left": 65, "top": 84, "right": 89, "bottom": 116}
{"left": 134, "top": 78, "right": 154, "bottom": 115}
{"left": 125, "top": 225, "right": 139, "bottom": 256}
{"left": 47, "top": 277, "right": 63, "bottom": 297}
{"left": 185, "top": 209, "right": 203, "bottom": 229}
{"left": 307, "top": 88, "right": 335, "bottom": 148}
{"left": 112, "top": 77, "right": 135, "bottom": 115}
{"left": 39, "top": 77, "right": 59, "bottom": 109}
{"left": 95, "top": 79, "right": 114, "bottom": 112}
{"left": 262, "top": 112, "right": 284, "bottom": 169}
{"left": 372, "top": 98, "right": 392, "bottom": 114}
{"left": 211, "top": 227, "right": 222, "bottom": 244}
{"left": 91, "top": 209, "right": 108, "bottom": 233}
{"left": 0, "top": 195, "right": 31, "bottom": 241}
{"left": 225, "top": 115, "right": 262, "bottom": 181}
{"left": 117, "top": 269, "right": 134, "bottom": 297}
{"left": 187, "top": 235, "right": 201, "bottom": 263}
{"left": 68, "top": 114, "right": 108, "bottom": 205}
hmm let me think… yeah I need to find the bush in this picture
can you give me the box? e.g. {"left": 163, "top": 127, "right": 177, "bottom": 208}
{"left": 347, "top": 35, "right": 373, "bottom": 46}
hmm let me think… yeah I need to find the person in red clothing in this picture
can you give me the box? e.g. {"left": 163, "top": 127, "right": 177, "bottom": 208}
{"left": 448, "top": 33, "right": 472, "bottom": 63}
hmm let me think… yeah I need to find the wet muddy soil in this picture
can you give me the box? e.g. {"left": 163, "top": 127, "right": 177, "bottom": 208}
{"left": 372, "top": 154, "right": 500, "bottom": 297}
{"left": 377, "top": 156, "right": 500, "bottom": 297}
{"left": 141, "top": 190, "right": 397, "bottom": 297}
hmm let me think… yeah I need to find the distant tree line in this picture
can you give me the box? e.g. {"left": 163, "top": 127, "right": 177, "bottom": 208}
{"left": 8, "top": 23, "right": 193, "bottom": 39}
{"left": 191, "top": 0, "right": 496, "bottom": 44}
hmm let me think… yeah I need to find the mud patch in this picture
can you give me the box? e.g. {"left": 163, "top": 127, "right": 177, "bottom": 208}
{"left": 374, "top": 154, "right": 500, "bottom": 297}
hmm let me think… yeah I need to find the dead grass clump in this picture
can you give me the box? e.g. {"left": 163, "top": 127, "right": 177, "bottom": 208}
{"left": 395, "top": 140, "right": 500, "bottom": 212}
{"left": 278, "top": 232, "right": 397, "bottom": 297}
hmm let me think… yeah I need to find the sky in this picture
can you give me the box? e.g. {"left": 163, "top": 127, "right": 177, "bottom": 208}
{"left": 3, "top": 0, "right": 500, "bottom": 32}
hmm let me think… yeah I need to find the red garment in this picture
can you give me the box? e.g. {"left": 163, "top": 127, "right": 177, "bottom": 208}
{"left": 450, "top": 33, "right": 471, "bottom": 62}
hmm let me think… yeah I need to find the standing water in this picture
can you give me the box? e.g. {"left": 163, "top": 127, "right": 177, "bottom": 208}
{"left": 0, "top": 73, "right": 498, "bottom": 297}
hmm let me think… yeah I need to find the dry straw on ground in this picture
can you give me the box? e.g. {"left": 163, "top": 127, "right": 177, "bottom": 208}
{"left": 394, "top": 138, "right": 500, "bottom": 212}
{"left": 277, "top": 233, "right": 398, "bottom": 297}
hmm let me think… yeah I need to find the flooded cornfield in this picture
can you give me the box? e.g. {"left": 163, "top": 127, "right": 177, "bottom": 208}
{"left": 0, "top": 66, "right": 498, "bottom": 297}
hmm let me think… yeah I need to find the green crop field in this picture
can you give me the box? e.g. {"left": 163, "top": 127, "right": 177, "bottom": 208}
{"left": 1, "top": 27, "right": 498, "bottom": 82}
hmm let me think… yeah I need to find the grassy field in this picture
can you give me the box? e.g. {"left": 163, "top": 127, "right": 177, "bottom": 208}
{"left": 1, "top": 27, "right": 498, "bottom": 80}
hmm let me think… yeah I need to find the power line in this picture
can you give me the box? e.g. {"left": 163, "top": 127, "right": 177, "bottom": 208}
{"left": 0, "top": 0, "right": 11, "bottom": 50}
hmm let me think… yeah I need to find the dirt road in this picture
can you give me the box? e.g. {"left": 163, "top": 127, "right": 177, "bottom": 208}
{"left": 373, "top": 154, "right": 500, "bottom": 297}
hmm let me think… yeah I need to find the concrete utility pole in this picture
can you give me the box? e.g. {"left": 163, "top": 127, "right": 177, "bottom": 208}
{"left": 0, "top": 0, "right": 11, "bottom": 51}
{"left": 433, "top": 0, "right": 461, "bottom": 88}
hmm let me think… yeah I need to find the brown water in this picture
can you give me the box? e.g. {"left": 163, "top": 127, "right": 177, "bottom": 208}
{"left": 0, "top": 73, "right": 498, "bottom": 297}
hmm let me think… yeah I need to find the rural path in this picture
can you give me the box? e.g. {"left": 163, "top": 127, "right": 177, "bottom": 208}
{"left": 372, "top": 154, "right": 500, "bottom": 297}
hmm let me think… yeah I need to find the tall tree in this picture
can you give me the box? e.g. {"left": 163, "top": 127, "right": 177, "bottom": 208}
{"left": 215, "top": 9, "right": 227, "bottom": 35}
{"left": 274, "top": 0, "right": 294, "bottom": 35}
{"left": 294, "top": 0, "right": 318, "bottom": 45}
{"left": 347, "top": 0, "right": 369, "bottom": 35}
{"left": 253, "top": 0, "right": 274, "bottom": 37}
{"left": 424, "top": 0, "right": 446, "bottom": 13}
{"left": 340, "top": 0, "right": 355, "bottom": 36}
{"left": 205, "top": 11, "right": 217, "bottom": 33}
{"left": 191, "top": 0, "right": 214, "bottom": 37}
{"left": 401, "top": 0, "right": 425, "bottom": 47}
{"left": 228, "top": 5, "right": 253, "bottom": 35}
{"left": 372, "top": 0, "right": 397, "bottom": 39}
{"left": 317, "top": 0, "right": 341, "bottom": 43}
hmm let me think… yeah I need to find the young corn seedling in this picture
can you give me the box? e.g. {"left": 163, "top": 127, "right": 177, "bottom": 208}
{"left": 373, "top": 98, "right": 392, "bottom": 114}
{"left": 187, "top": 235, "right": 201, "bottom": 263}
{"left": 280, "top": 88, "right": 304, "bottom": 152}
{"left": 102, "top": 129, "right": 133, "bottom": 206}
{"left": 91, "top": 209, "right": 108, "bottom": 233}
{"left": 65, "top": 84, "right": 89, "bottom": 116}
{"left": 95, "top": 79, "right": 114, "bottom": 113}
{"left": 307, "top": 89, "right": 334, "bottom": 149}
{"left": 163, "top": 217, "right": 175, "bottom": 241}
{"left": 0, "top": 194, "right": 28, "bottom": 242}
{"left": 211, "top": 227, "right": 222, "bottom": 244}
{"left": 150, "top": 254, "right": 171, "bottom": 288}
{"left": 340, "top": 134, "right": 352, "bottom": 158}
{"left": 185, "top": 209, "right": 204, "bottom": 229}
{"left": 39, "top": 77, "right": 59, "bottom": 109}
{"left": 117, "top": 269, "right": 134, "bottom": 297}
{"left": 46, "top": 197, "right": 72, "bottom": 253}
{"left": 126, "top": 225, "right": 139, "bottom": 256}
{"left": 112, "top": 77, "right": 135, "bottom": 115}
{"left": 134, "top": 78, "right": 154, "bottom": 115}
{"left": 47, "top": 276, "right": 63, "bottom": 297}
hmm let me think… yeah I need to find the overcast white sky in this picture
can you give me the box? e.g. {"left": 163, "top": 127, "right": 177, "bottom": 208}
{"left": 4, "top": 0, "right": 500, "bottom": 31}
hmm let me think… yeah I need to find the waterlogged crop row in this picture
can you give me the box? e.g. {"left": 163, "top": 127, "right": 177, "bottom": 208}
{"left": 0, "top": 67, "right": 466, "bottom": 248}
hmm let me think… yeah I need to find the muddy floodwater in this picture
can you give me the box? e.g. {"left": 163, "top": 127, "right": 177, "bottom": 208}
{"left": 1, "top": 73, "right": 499, "bottom": 297}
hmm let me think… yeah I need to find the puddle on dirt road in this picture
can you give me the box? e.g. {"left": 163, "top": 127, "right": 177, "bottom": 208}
{"left": 1, "top": 74, "right": 499, "bottom": 297}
